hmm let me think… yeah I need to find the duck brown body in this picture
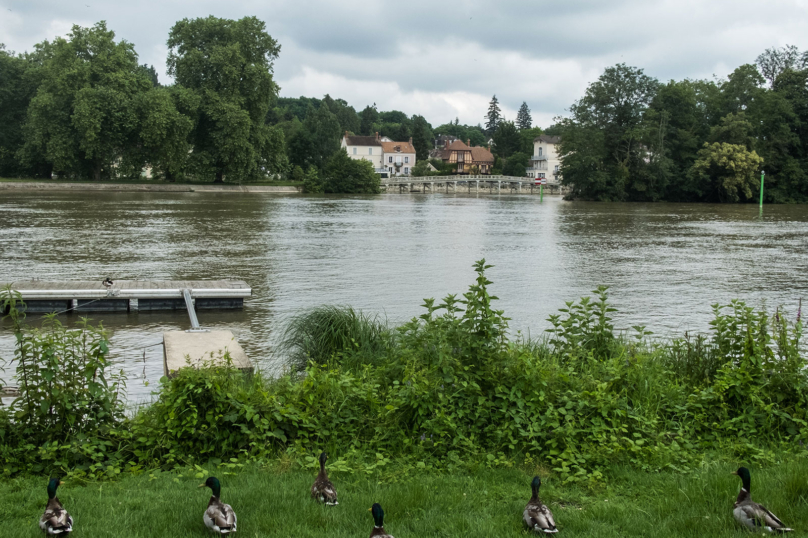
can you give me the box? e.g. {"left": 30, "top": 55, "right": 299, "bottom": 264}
{"left": 311, "top": 452, "right": 338, "bottom": 505}
{"left": 523, "top": 477, "right": 558, "bottom": 534}
{"left": 732, "top": 467, "right": 792, "bottom": 534}
{"left": 40, "top": 479, "right": 72, "bottom": 535}
{"left": 204, "top": 495, "right": 237, "bottom": 534}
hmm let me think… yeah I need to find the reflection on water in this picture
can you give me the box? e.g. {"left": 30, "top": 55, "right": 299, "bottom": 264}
{"left": 1, "top": 192, "right": 807, "bottom": 401}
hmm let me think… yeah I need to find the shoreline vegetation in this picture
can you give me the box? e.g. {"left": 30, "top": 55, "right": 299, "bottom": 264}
{"left": 3, "top": 17, "right": 807, "bottom": 201}
{"left": 1, "top": 261, "right": 806, "bottom": 486}
{"left": 0, "top": 177, "right": 302, "bottom": 192}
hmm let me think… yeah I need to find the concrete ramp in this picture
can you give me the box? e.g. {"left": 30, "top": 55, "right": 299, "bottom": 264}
{"left": 163, "top": 330, "right": 253, "bottom": 377}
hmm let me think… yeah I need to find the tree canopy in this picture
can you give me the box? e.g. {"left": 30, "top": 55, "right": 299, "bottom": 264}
{"left": 555, "top": 54, "right": 808, "bottom": 203}
{"left": 516, "top": 102, "right": 532, "bottom": 130}
{"left": 167, "top": 16, "right": 286, "bottom": 182}
{"left": 485, "top": 95, "right": 502, "bottom": 135}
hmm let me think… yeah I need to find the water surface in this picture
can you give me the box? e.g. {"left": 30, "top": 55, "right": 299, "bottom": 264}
{"left": 1, "top": 192, "right": 806, "bottom": 402}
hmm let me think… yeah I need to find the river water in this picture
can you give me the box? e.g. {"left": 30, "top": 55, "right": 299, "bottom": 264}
{"left": 1, "top": 192, "right": 807, "bottom": 402}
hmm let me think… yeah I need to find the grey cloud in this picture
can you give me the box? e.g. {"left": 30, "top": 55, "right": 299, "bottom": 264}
{"left": 1, "top": 0, "right": 806, "bottom": 126}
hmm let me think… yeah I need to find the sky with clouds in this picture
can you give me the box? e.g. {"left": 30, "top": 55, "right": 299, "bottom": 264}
{"left": 1, "top": 1, "right": 807, "bottom": 128}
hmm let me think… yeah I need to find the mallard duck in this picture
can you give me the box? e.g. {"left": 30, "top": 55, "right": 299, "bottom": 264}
{"left": 369, "top": 503, "right": 394, "bottom": 538}
{"left": 102, "top": 278, "right": 113, "bottom": 288}
{"left": 199, "top": 477, "right": 237, "bottom": 534}
{"left": 732, "top": 467, "right": 793, "bottom": 533}
{"left": 523, "top": 476, "right": 558, "bottom": 533}
{"left": 311, "top": 451, "right": 338, "bottom": 505}
{"left": 39, "top": 478, "right": 73, "bottom": 535}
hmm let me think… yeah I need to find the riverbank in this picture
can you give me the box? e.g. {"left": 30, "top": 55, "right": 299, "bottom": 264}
{"left": 4, "top": 460, "right": 806, "bottom": 537}
{"left": 0, "top": 178, "right": 301, "bottom": 193}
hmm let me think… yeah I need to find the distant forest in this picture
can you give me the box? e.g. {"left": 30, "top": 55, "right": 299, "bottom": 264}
{"left": 0, "top": 17, "right": 805, "bottom": 202}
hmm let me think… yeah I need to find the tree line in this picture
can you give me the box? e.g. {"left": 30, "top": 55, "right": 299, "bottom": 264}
{"left": 558, "top": 46, "right": 808, "bottom": 202}
{"left": 0, "top": 17, "right": 289, "bottom": 183}
{"left": 0, "top": 18, "right": 541, "bottom": 192}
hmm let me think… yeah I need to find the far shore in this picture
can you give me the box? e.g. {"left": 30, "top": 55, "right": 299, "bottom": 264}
{"left": 0, "top": 179, "right": 301, "bottom": 193}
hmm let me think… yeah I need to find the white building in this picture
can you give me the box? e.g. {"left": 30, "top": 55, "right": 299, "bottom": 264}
{"left": 381, "top": 139, "right": 416, "bottom": 176}
{"left": 527, "top": 135, "right": 561, "bottom": 183}
{"left": 341, "top": 132, "right": 385, "bottom": 174}
{"left": 341, "top": 132, "right": 416, "bottom": 176}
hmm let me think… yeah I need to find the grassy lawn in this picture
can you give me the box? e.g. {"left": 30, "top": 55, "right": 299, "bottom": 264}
{"left": 2, "top": 459, "right": 806, "bottom": 537}
{"left": 0, "top": 177, "right": 303, "bottom": 187}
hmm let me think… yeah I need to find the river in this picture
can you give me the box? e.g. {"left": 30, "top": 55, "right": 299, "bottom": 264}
{"left": 1, "top": 192, "right": 806, "bottom": 402}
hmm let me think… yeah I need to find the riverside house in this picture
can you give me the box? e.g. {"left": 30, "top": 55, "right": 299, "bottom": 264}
{"left": 432, "top": 139, "right": 494, "bottom": 175}
{"left": 341, "top": 132, "right": 417, "bottom": 176}
{"left": 341, "top": 132, "right": 385, "bottom": 175}
{"left": 527, "top": 135, "right": 561, "bottom": 182}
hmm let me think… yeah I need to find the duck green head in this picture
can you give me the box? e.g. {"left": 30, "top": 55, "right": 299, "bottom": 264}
{"left": 531, "top": 476, "right": 541, "bottom": 497}
{"left": 47, "top": 478, "right": 63, "bottom": 499}
{"left": 732, "top": 467, "right": 752, "bottom": 491}
{"left": 199, "top": 476, "right": 222, "bottom": 498}
{"left": 319, "top": 451, "right": 328, "bottom": 467}
{"left": 369, "top": 503, "right": 384, "bottom": 527}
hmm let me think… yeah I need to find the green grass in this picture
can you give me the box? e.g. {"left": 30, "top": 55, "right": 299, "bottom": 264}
{"left": 3, "top": 460, "right": 807, "bottom": 537}
{"left": 0, "top": 177, "right": 303, "bottom": 186}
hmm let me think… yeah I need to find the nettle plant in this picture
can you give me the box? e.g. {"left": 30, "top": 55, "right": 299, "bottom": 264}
{"left": 1, "top": 288, "right": 126, "bottom": 444}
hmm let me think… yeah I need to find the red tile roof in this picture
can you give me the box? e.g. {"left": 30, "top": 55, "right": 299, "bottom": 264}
{"left": 470, "top": 146, "right": 494, "bottom": 163}
{"left": 381, "top": 141, "right": 416, "bottom": 154}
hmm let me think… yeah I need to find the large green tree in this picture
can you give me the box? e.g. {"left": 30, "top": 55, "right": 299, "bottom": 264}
{"left": 21, "top": 22, "right": 152, "bottom": 180}
{"left": 492, "top": 121, "right": 521, "bottom": 159}
{"left": 690, "top": 142, "right": 763, "bottom": 202}
{"left": 321, "top": 150, "right": 380, "bottom": 194}
{"left": 303, "top": 102, "right": 341, "bottom": 169}
{"left": 0, "top": 45, "right": 48, "bottom": 177}
{"left": 756, "top": 45, "right": 807, "bottom": 88}
{"left": 135, "top": 86, "right": 198, "bottom": 180}
{"left": 485, "top": 95, "right": 502, "bottom": 135}
{"left": 502, "top": 151, "right": 529, "bottom": 176}
{"left": 516, "top": 102, "right": 532, "bottom": 130}
{"left": 410, "top": 115, "right": 433, "bottom": 161}
{"left": 359, "top": 104, "right": 379, "bottom": 136}
{"left": 167, "top": 16, "right": 286, "bottom": 182}
{"left": 323, "top": 94, "right": 360, "bottom": 134}
{"left": 558, "top": 64, "right": 659, "bottom": 201}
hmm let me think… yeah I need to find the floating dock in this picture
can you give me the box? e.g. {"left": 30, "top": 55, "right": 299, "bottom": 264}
{"left": 1, "top": 280, "right": 251, "bottom": 313}
{"left": 163, "top": 330, "right": 253, "bottom": 377}
{"left": 1, "top": 279, "right": 255, "bottom": 379}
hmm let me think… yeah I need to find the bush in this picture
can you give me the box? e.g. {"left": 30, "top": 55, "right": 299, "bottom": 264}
{"left": 1, "top": 264, "right": 806, "bottom": 482}
{"left": 321, "top": 151, "right": 380, "bottom": 194}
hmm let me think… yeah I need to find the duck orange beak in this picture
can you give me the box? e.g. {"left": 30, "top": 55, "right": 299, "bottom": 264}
{"left": 198, "top": 483, "right": 206, "bottom": 488}
{"left": 731, "top": 471, "right": 738, "bottom": 476}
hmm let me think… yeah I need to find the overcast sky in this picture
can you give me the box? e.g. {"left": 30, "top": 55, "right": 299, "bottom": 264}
{"left": 1, "top": 1, "right": 807, "bottom": 128}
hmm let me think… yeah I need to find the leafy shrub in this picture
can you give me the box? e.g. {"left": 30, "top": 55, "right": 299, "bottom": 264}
{"left": 1, "top": 264, "right": 806, "bottom": 483}
{"left": 1, "top": 288, "right": 127, "bottom": 476}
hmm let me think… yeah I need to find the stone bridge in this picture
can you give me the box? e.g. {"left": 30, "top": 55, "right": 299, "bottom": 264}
{"left": 380, "top": 175, "right": 566, "bottom": 195}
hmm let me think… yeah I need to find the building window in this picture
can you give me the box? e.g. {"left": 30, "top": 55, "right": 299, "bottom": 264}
{"left": 539, "top": 147, "right": 543, "bottom": 157}
{"left": 404, "top": 167, "right": 409, "bottom": 174}
{"left": 369, "top": 148, "right": 372, "bottom": 155}
{"left": 395, "top": 156, "right": 402, "bottom": 164}
{"left": 539, "top": 173, "right": 545, "bottom": 178}
{"left": 353, "top": 147, "right": 357, "bottom": 155}
{"left": 404, "top": 156, "right": 409, "bottom": 163}
{"left": 554, "top": 165, "right": 559, "bottom": 172}
{"left": 388, "top": 156, "right": 393, "bottom": 163}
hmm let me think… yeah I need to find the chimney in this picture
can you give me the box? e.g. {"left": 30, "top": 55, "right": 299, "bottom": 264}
{"left": 375, "top": 132, "right": 379, "bottom": 140}
{"left": 467, "top": 139, "right": 470, "bottom": 147}
{"left": 488, "top": 144, "right": 491, "bottom": 152}
{"left": 344, "top": 131, "right": 348, "bottom": 138}
{"left": 409, "top": 137, "right": 412, "bottom": 144}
